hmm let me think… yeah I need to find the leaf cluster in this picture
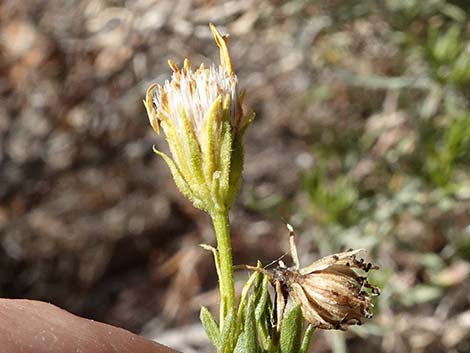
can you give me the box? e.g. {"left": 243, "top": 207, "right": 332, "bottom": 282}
{"left": 200, "top": 268, "right": 314, "bottom": 353}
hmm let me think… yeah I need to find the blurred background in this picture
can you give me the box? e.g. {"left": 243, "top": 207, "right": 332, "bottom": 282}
{"left": 1, "top": 0, "right": 469, "bottom": 352}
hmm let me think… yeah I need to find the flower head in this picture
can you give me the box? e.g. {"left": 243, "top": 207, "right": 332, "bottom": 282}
{"left": 272, "top": 248, "right": 380, "bottom": 330}
{"left": 144, "top": 24, "right": 254, "bottom": 213}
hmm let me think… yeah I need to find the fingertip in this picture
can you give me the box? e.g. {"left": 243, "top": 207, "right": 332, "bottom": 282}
{"left": 0, "top": 299, "right": 180, "bottom": 353}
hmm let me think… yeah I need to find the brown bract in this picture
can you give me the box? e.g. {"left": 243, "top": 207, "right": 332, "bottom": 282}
{"left": 272, "top": 248, "right": 380, "bottom": 330}
{"left": 264, "top": 226, "right": 381, "bottom": 331}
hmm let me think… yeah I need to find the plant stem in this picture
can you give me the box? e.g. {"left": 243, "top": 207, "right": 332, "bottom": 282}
{"left": 211, "top": 210, "right": 235, "bottom": 329}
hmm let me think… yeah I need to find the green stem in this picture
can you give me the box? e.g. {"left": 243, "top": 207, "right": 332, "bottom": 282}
{"left": 211, "top": 210, "right": 235, "bottom": 329}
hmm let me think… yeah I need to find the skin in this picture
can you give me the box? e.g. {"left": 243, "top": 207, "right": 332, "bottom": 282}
{"left": 0, "top": 299, "right": 180, "bottom": 353}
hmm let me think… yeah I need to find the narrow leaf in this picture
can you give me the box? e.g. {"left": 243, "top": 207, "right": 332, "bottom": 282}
{"left": 280, "top": 305, "right": 303, "bottom": 353}
{"left": 234, "top": 332, "right": 246, "bottom": 353}
{"left": 200, "top": 306, "right": 220, "bottom": 349}
{"left": 237, "top": 267, "right": 262, "bottom": 319}
{"left": 220, "top": 311, "right": 235, "bottom": 353}
{"left": 257, "top": 311, "right": 273, "bottom": 352}
{"left": 300, "top": 325, "right": 315, "bottom": 353}
{"left": 255, "top": 276, "right": 270, "bottom": 321}
{"left": 244, "top": 298, "right": 259, "bottom": 353}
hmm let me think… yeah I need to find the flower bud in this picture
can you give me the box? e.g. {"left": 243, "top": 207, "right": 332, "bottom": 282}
{"left": 144, "top": 24, "right": 254, "bottom": 213}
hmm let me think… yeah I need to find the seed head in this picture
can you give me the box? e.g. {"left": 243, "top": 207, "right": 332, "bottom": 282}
{"left": 273, "top": 248, "right": 380, "bottom": 330}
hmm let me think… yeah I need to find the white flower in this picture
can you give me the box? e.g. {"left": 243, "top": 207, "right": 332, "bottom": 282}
{"left": 144, "top": 24, "right": 254, "bottom": 212}
{"left": 148, "top": 58, "right": 244, "bottom": 158}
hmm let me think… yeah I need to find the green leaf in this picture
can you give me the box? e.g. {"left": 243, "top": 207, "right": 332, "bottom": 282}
{"left": 300, "top": 325, "right": 315, "bottom": 353}
{"left": 200, "top": 306, "right": 220, "bottom": 349}
{"left": 244, "top": 298, "right": 259, "bottom": 353}
{"left": 220, "top": 310, "right": 235, "bottom": 353}
{"left": 257, "top": 311, "right": 272, "bottom": 352}
{"left": 234, "top": 332, "right": 246, "bottom": 353}
{"left": 237, "top": 262, "right": 263, "bottom": 320}
{"left": 280, "top": 305, "right": 303, "bottom": 353}
{"left": 255, "top": 276, "right": 270, "bottom": 321}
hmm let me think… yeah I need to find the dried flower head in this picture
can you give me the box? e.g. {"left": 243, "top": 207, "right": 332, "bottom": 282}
{"left": 248, "top": 225, "right": 380, "bottom": 331}
{"left": 144, "top": 24, "right": 254, "bottom": 213}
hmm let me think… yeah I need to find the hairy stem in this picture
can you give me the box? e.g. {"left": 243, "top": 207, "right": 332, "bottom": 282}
{"left": 210, "top": 210, "right": 235, "bottom": 329}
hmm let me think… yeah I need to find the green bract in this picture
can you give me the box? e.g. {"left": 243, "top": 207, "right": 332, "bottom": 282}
{"left": 144, "top": 25, "right": 254, "bottom": 214}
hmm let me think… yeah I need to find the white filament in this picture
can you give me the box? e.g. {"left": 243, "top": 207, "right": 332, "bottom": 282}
{"left": 153, "top": 64, "right": 239, "bottom": 144}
